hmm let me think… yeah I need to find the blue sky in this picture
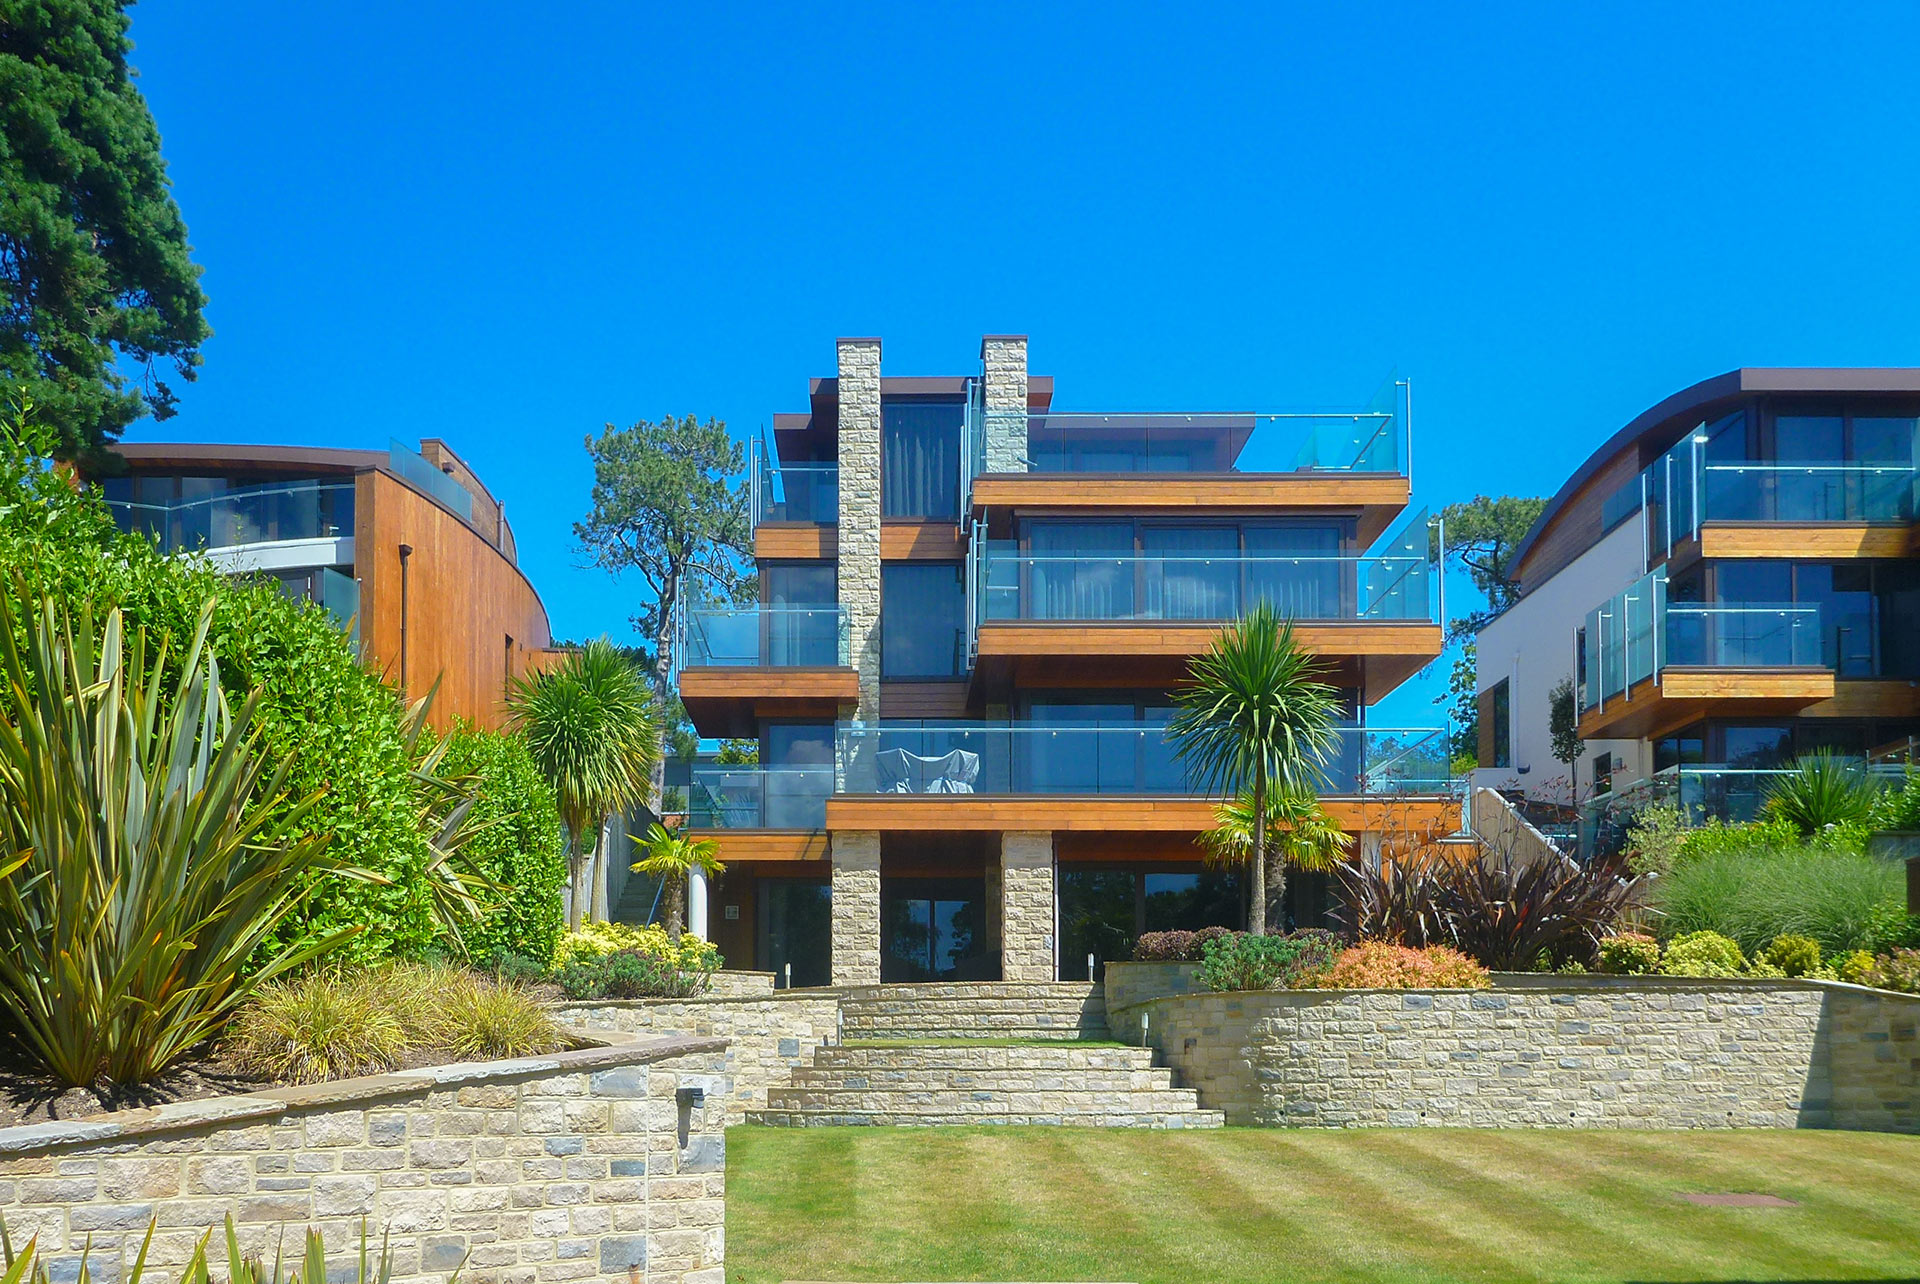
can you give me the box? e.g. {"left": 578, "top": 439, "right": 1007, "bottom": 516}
{"left": 121, "top": 2, "right": 1920, "bottom": 726}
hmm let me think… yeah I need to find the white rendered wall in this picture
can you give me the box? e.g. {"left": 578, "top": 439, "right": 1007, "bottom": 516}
{"left": 1472, "top": 518, "right": 1648, "bottom": 805}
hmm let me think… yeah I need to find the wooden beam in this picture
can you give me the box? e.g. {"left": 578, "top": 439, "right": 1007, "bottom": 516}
{"left": 754, "top": 524, "right": 836, "bottom": 561}
{"left": 682, "top": 831, "right": 830, "bottom": 863}
{"left": 1698, "top": 523, "right": 1911, "bottom": 560}
{"left": 881, "top": 521, "right": 967, "bottom": 560}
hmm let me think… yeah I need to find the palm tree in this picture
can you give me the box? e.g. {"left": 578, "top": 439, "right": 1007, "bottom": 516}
{"left": 1199, "top": 784, "right": 1354, "bottom": 930}
{"left": 1167, "top": 605, "right": 1341, "bottom": 935}
{"left": 632, "top": 823, "right": 726, "bottom": 941}
{"left": 505, "top": 640, "right": 659, "bottom": 930}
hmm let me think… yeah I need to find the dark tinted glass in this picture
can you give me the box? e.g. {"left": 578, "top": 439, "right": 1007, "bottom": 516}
{"left": 880, "top": 563, "right": 967, "bottom": 678}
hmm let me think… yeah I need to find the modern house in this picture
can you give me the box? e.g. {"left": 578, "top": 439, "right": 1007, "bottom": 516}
{"left": 1473, "top": 369, "right": 1920, "bottom": 852}
{"left": 96, "top": 438, "right": 557, "bottom": 729}
{"left": 673, "top": 335, "right": 1451, "bottom": 986}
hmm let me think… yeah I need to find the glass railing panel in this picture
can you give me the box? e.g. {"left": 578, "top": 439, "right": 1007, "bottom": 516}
{"left": 987, "top": 410, "right": 1404, "bottom": 476}
{"left": 755, "top": 462, "right": 838, "bottom": 525}
{"left": 681, "top": 605, "right": 847, "bottom": 667}
{"left": 1700, "top": 463, "right": 1918, "bottom": 523}
{"left": 833, "top": 722, "right": 1454, "bottom": 797}
{"left": 320, "top": 567, "right": 360, "bottom": 647}
{"left": 106, "top": 481, "right": 357, "bottom": 555}
{"left": 976, "top": 554, "right": 1432, "bottom": 623}
{"left": 688, "top": 765, "right": 833, "bottom": 829}
{"left": 388, "top": 440, "right": 474, "bottom": 520}
{"left": 1663, "top": 603, "right": 1820, "bottom": 668}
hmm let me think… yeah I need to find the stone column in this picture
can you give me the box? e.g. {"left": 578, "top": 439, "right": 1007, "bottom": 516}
{"left": 999, "top": 831, "right": 1056, "bottom": 981}
{"left": 836, "top": 337, "right": 884, "bottom": 724}
{"left": 831, "top": 830, "right": 882, "bottom": 986}
{"left": 981, "top": 334, "right": 1029, "bottom": 474}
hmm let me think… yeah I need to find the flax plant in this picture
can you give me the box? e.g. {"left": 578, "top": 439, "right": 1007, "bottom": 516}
{"left": 0, "top": 588, "right": 351, "bottom": 1086}
{"left": 1168, "top": 605, "right": 1341, "bottom": 935}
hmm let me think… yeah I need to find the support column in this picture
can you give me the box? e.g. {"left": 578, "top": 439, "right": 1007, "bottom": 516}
{"left": 980, "top": 334, "right": 1029, "bottom": 474}
{"left": 836, "top": 337, "right": 883, "bottom": 724}
{"left": 999, "top": 831, "right": 1056, "bottom": 982}
{"left": 687, "top": 867, "right": 709, "bottom": 940}
{"left": 830, "top": 830, "right": 882, "bottom": 986}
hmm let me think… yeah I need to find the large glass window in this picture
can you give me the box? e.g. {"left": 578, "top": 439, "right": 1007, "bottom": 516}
{"left": 1029, "top": 522, "right": 1133, "bottom": 619}
{"left": 1489, "top": 680, "right": 1512, "bottom": 768}
{"left": 757, "top": 879, "right": 832, "bottom": 988}
{"left": 882, "top": 399, "right": 964, "bottom": 520}
{"left": 764, "top": 563, "right": 835, "bottom": 606}
{"left": 881, "top": 562, "right": 966, "bottom": 678}
{"left": 1058, "top": 866, "right": 1246, "bottom": 980}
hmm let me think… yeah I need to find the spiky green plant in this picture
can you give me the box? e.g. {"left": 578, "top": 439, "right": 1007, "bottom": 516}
{"left": 1167, "top": 605, "right": 1342, "bottom": 934}
{"left": 1764, "top": 750, "right": 1878, "bottom": 836}
{"left": 632, "top": 822, "right": 725, "bottom": 941}
{"left": 1199, "top": 785, "right": 1354, "bottom": 929}
{"left": 0, "top": 588, "right": 352, "bottom": 1086}
{"left": 505, "top": 640, "right": 659, "bottom": 928}
{"left": 0, "top": 1214, "right": 453, "bottom": 1284}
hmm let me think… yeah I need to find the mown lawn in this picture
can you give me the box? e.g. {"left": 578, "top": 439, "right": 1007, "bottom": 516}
{"left": 725, "top": 1126, "right": 1920, "bottom": 1283}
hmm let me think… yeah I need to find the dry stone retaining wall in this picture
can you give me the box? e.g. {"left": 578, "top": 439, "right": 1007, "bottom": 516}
{"left": 1106, "top": 973, "right": 1919, "bottom": 1131}
{"left": 0, "top": 1033, "right": 730, "bottom": 1284}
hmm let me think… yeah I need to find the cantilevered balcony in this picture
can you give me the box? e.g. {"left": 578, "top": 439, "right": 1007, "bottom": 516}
{"left": 680, "top": 723, "right": 1456, "bottom": 840}
{"left": 673, "top": 603, "right": 857, "bottom": 735}
{"left": 749, "top": 437, "right": 837, "bottom": 558}
{"left": 966, "top": 514, "right": 1443, "bottom": 699}
{"left": 1576, "top": 569, "right": 1835, "bottom": 740}
{"left": 965, "top": 387, "right": 1412, "bottom": 540}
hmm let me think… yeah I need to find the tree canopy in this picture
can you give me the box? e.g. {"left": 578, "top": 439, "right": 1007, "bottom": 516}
{"left": 1, "top": 1, "right": 209, "bottom": 461}
{"left": 1436, "top": 494, "right": 1547, "bottom": 640}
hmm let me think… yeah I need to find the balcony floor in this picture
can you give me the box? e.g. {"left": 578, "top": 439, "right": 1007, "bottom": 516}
{"left": 1576, "top": 667, "right": 1838, "bottom": 741}
{"left": 679, "top": 665, "right": 860, "bottom": 737}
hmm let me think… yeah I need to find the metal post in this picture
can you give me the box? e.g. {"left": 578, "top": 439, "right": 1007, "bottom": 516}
{"left": 1434, "top": 513, "right": 1447, "bottom": 626}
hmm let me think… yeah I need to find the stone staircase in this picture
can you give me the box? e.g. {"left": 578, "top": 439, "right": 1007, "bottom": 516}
{"left": 836, "top": 981, "right": 1112, "bottom": 1041}
{"left": 748, "top": 982, "right": 1224, "bottom": 1129}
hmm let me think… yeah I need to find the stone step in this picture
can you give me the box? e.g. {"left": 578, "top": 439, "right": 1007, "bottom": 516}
{"left": 750, "top": 1107, "right": 1224, "bottom": 1129}
{"left": 838, "top": 984, "right": 1111, "bottom": 1040}
{"left": 837, "top": 981, "right": 1103, "bottom": 1001}
{"left": 766, "top": 1084, "right": 1204, "bottom": 1113}
{"left": 787, "top": 1066, "right": 1178, "bottom": 1092}
{"left": 811, "top": 1044, "right": 1155, "bottom": 1071}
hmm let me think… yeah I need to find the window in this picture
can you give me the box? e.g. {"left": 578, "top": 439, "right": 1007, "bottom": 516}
{"left": 881, "top": 562, "right": 966, "bottom": 678}
{"left": 1488, "top": 679, "right": 1512, "bottom": 769}
{"left": 882, "top": 399, "right": 964, "bottom": 519}
{"left": 763, "top": 563, "right": 835, "bottom": 606}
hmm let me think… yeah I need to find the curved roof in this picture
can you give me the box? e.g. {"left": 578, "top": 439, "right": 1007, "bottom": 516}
{"left": 1510, "top": 367, "right": 1920, "bottom": 583}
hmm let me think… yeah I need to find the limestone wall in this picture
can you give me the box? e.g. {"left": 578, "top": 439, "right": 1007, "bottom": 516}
{"left": 556, "top": 993, "right": 842, "bottom": 1124}
{"left": 1110, "top": 977, "right": 1919, "bottom": 1132}
{"left": 0, "top": 1033, "right": 730, "bottom": 1284}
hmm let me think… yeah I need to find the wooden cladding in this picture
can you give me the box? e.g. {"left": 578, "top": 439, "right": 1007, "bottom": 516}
{"left": 1696, "top": 524, "right": 1916, "bottom": 560}
{"left": 678, "top": 666, "right": 860, "bottom": 737}
{"left": 1575, "top": 667, "right": 1838, "bottom": 741}
{"left": 354, "top": 470, "right": 552, "bottom": 731}
{"left": 683, "top": 831, "right": 829, "bottom": 863}
{"left": 879, "top": 680, "right": 971, "bottom": 719}
{"left": 972, "top": 474, "right": 1411, "bottom": 547}
{"left": 975, "top": 620, "right": 1442, "bottom": 661}
{"left": 880, "top": 521, "right": 967, "bottom": 560}
{"left": 822, "top": 793, "right": 1456, "bottom": 835}
{"left": 754, "top": 525, "right": 837, "bottom": 560}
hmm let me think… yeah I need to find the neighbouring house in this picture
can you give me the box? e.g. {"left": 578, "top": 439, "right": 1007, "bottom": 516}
{"left": 1473, "top": 368, "right": 1920, "bottom": 855}
{"left": 93, "top": 438, "right": 559, "bottom": 729}
{"left": 672, "top": 334, "right": 1449, "bottom": 986}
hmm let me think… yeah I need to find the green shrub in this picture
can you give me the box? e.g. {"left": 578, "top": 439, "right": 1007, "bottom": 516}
{"left": 1837, "top": 949, "right": 1879, "bottom": 985}
{"left": 1763, "top": 751, "right": 1879, "bottom": 836}
{"left": 439, "top": 728, "right": 566, "bottom": 965}
{"left": 1657, "top": 930, "right": 1747, "bottom": 978}
{"left": 484, "top": 951, "right": 550, "bottom": 987}
{"left": 1673, "top": 816, "right": 1805, "bottom": 863}
{"left": 1862, "top": 902, "right": 1920, "bottom": 954}
{"left": 1874, "top": 948, "right": 1920, "bottom": 994}
{"left": 0, "top": 408, "right": 438, "bottom": 965}
{"left": 1597, "top": 932, "right": 1661, "bottom": 975}
{"left": 551, "top": 921, "right": 721, "bottom": 973}
{"left": 437, "top": 979, "right": 561, "bottom": 1060}
{"left": 1762, "top": 933, "right": 1822, "bottom": 978}
{"left": 1623, "top": 804, "right": 1688, "bottom": 876}
{"left": 1651, "top": 844, "right": 1902, "bottom": 956}
{"left": 1197, "top": 930, "right": 1341, "bottom": 992}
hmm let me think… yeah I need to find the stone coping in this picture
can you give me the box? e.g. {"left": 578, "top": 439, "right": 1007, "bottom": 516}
{"left": 0, "top": 1028, "right": 727, "bottom": 1158}
{"left": 555, "top": 988, "right": 841, "bottom": 1010}
{"left": 1107, "top": 968, "right": 1920, "bottom": 1012}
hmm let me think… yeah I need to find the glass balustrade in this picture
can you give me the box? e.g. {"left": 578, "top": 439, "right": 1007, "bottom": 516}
{"left": 1579, "top": 761, "right": 1901, "bottom": 858}
{"left": 388, "top": 440, "right": 474, "bottom": 520}
{"left": 971, "top": 408, "right": 1404, "bottom": 477}
{"left": 752, "top": 456, "right": 838, "bottom": 525}
{"left": 1579, "top": 569, "right": 1824, "bottom": 714}
{"left": 688, "top": 764, "right": 834, "bottom": 829}
{"left": 977, "top": 551, "right": 1431, "bottom": 623}
{"left": 107, "top": 481, "right": 357, "bottom": 554}
{"left": 833, "top": 722, "right": 1453, "bottom": 796}
{"left": 678, "top": 604, "right": 848, "bottom": 669}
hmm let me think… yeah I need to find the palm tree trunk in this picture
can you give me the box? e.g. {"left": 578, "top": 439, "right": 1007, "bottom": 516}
{"left": 665, "top": 875, "right": 685, "bottom": 942}
{"left": 1249, "top": 770, "right": 1267, "bottom": 936}
{"left": 1270, "top": 856, "right": 1288, "bottom": 934}
{"left": 565, "top": 829, "right": 585, "bottom": 932}
{"left": 590, "top": 817, "right": 612, "bottom": 922}
{"left": 575, "top": 826, "right": 601, "bottom": 928}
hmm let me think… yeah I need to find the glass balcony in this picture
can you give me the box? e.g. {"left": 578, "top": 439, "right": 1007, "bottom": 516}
{"left": 973, "top": 409, "right": 1404, "bottom": 477}
{"left": 833, "top": 722, "right": 1454, "bottom": 796}
{"left": 677, "top": 604, "right": 848, "bottom": 670}
{"left": 977, "top": 550, "right": 1431, "bottom": 624}
{"left": 1578, "top": 569, "right": 1824, "bottom": 714}
{"left": 388, "top": 439, "right": 474, "bottom": 520}
{"left": 107, "top": 480, "right": 357, "bottom": 554}
{"left": 750, "top": 437, "right": 837, "bottom": 525}
{"left": 1578, "top": 761, "right": 1900, "bottom": 859}
{"left": 688, "top": 764, "right": 834, "bottom": 829}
